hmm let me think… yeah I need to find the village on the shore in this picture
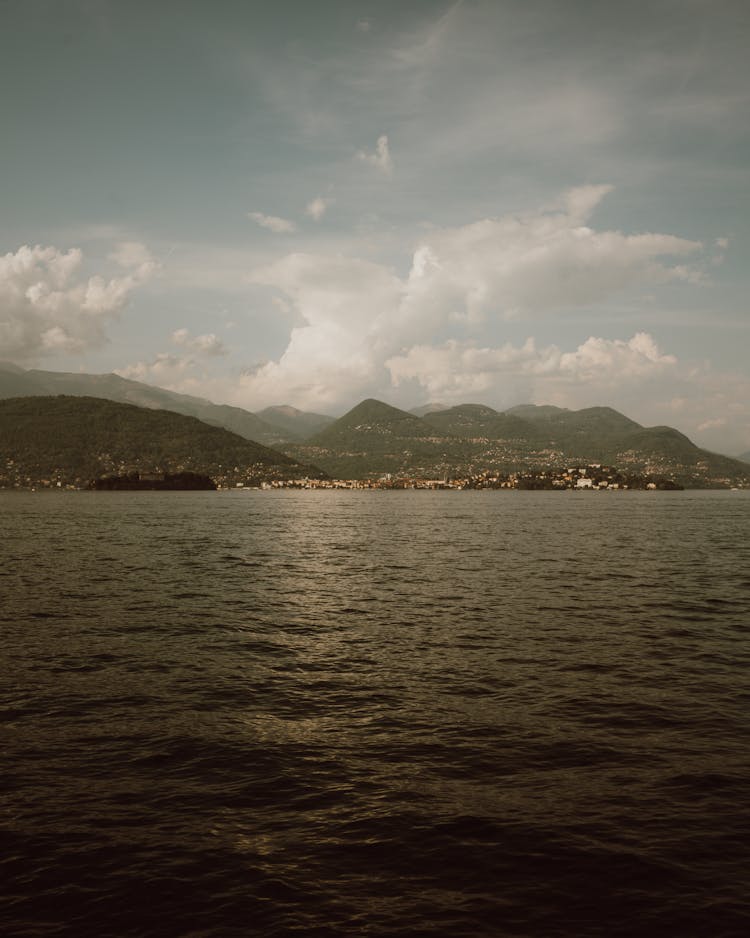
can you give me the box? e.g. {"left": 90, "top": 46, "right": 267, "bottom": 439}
{"left": 2, "top": 462, "right": 688, "bottom": 491}
{"left": 253, "top": 465, "right": 684, "bottom": 491}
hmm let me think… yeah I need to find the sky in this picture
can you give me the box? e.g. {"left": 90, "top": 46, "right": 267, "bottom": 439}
{"left": 1, "top": 0, "right": 749, "bottom": 454}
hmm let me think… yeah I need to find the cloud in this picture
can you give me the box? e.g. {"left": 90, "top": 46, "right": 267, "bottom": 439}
{"left": 357, "top": 134, "right": 393, "bottom": 175}
{"left": 243, "top": 253, "right": 402, "bottom": 406}
{"left": 235, "top": 186, "right": 706, "bottom": 412}
{"left": 697, "top": 417, "right": 727, "bottom": 432}
{"left": 385, "top": 332, "right": 750, "bottom": 456}
{"left": 109, "top": 241, "right": 157, "bottom": 273}
{"left": 116, "top": 351, "right": 230, "bottom": 399}
{"left": 117, "top": 352, "right": 193, "bottom": 383}
{"left": 305, "top": 196, "right": 330, "bottom": 221}
{"left": 559, "top": 184, "right": 614, "bottom": 222}
{"left": 398, "top": 187, "right": 701, "bottom": 323}
{"left": 0, "top": 242, "right": 156, "bottom": 361}
{"left": 356, "top": 19, "right": 372, "bottom": 33}
{"left": 385, "top": 332, "right": 678, "bottom": 401}
{"left": 248, "top": 212, "right": 297, "bottom": 233}
{"left": 171, "top": 328, "right": 228, "bottom": 356}
{"left": 558, "top": 332, "right": 677, "bottom": 379}
{"left": 386, "top": 337, "right": 553, "bottom": 400}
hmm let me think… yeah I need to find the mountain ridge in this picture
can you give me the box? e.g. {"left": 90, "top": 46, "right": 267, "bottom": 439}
{"left": 0, "top": 396, "right": 323, "bottom": 489}
{"left": 284, "top": 398, "right": 749, "bottom": 487}
{"left": 0, "top": 364, "right": 325, "bottom": 445}
{"left": 1, "top": 365, "right": 747, "bottom": 486}
{"left": 257, "top": 404, "right": 335, "bottom": 440}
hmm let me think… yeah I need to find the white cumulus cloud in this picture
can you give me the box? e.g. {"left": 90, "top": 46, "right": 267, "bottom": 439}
{"left": 386, "top": 332, "right": 678, "bottom": 402}
{"left": 171, "top": 328, "right": 228, "bottom": 356}
{"left": 0, "top": 242, "right": 157, "bottom": 361}
{"left": 108, "top": 241, "right": 157, "bottom": 273}
{"left": 398, "top": 190, "right": 701, "bottom": 323}
{"left": 117, "top": 353, "right": 193, "bottom": 383}
{"left": 305, "top": 196, "right": 330, "bottom": 221}
{"left": 357, "top": 134, "right": 393, "bottom": 175}
{"left": 243, "top": 252, "right": 402, "bottom": 407}
{"left": 235, "top": 186, "right": 704, "bottom": 410}
{"left": 558, "top": 332, "right": 677, "bottom": 379}
{"left": 248, "top": 212, "right": 297, "bottom": 233}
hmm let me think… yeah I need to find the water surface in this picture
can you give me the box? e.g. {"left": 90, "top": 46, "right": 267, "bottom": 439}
{"left": 2, "top": 490, "right": 749, "bottom": 936}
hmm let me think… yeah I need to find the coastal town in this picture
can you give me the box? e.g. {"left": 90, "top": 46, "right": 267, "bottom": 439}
{"left": 1, "top": 460, "right": 688, "bottom": 491}
{"left": 253, "top": 465, "right": 684, "bottom": 491}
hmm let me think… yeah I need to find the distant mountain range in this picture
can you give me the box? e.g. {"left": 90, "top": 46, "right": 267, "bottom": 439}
{"left": 255, "top": 404, "right": 334, "bottom": 440}
{"left": 0, "top": 396, "right": 321, "bottom": 489}
{"left": 1, "top": 363, "right": 748, "bottom": 487}
{"left": 0, "top": 362, "right": 333, "bottom": 445}
{"left": 283, "top": 398, "right": 749, "bottom": 487}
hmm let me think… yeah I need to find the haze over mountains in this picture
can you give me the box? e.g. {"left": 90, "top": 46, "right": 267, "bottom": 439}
{"left": 0, "top": 362, "right": 333, "bottom": 446}
{"left": 1, "top": 363, "right": 748, "bottom": 487}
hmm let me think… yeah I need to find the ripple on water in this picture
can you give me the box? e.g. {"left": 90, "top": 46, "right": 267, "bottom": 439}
{"left": 2, "top": 490, "right": 750, "bottom": 937}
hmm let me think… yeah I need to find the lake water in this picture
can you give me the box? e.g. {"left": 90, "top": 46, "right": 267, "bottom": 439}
{"left": 2, "top": 490, "right": 749, "bottom": 937}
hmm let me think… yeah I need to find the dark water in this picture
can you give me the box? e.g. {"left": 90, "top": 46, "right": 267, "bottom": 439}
{"left": 2, "top": 490, "right": 749, "bottom": 937}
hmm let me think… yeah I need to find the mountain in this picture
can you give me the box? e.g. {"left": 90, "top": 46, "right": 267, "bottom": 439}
{"left": 280, "top": 398, "right": 750, "bottom": 486}
{"left": 507, "top": 404, "right": 640, "bottom": 438}
{"left": 505, "top": 404, "right": 570, "bottom": 421}
{"left": 422, "top": 403, "right": 534, "bottom": 441}
{"left": 739, "top": 451, "right": 750, "bottom": 464}
{"left": 284, "top": 398, "right": 464, "bottom": 479}
{"left": 1, "top": 361, "right": 746, "bottom": 486}
{"left": 0, "top": 363, "right": 292, "bottom": 445}
{"left": 501, "top": 404, "right": 660, "bottom": 463}
{"left": 313, "top": 398, "right": 440, "bottom": 444}
{"left": 0, "top": 366, "right": 44, "bottom": 398}
{"left": 256, "top": 404, "right": 335, "bottom": 440}
{"left": 613, "top": 425, "right": 748, "bottom": 481}
{"left": 0, "top": 396, "right": 322, "bottom": 489}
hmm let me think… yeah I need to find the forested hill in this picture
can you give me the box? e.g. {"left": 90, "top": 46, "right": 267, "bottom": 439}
{"left": 281, "top": 399, "right": 750, "bottom": 487}
{"left": 0, "top": 396, "right": 323, "bottom": 489}
{"left": 0, "top": 362, "right": 329, "bottom": 445}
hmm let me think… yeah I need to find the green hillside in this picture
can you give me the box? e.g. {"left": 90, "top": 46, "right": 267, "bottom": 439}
{"left": 285, "top": 398, "right": 544, "bottom": 479}
{"left": 2, "top": 366, "right": 746, "bottom": 487}
{"left": 0, "top": 365, "right": 41, "bottom": 398}
{"left": 609, "top": 425, "right": 748, "bottom": 484}
{"left": 0, "top": 363, "right": 296, "bottom": 445}
{"left": 256, "top": 404, "right": 335, "bottom": 440}
{"left": 289, "top": 398, "right": 466, "bottom": 478}
{"left": 313, "top": 398, "right": 442, "bottom": 444}
{"left": 505, "top": 404, "right": 570, "bottom": 421}
{"left": 423, "top": 404, "right": 534, "bottom": 441}
{"left": 281, "top": 398, "right": 750, "bottom": 486}
{"left": 0, "top": 396, "right": 322, "bottom": 489}
{"left": 508, "top": 404, "right": 641, "bottom": 443}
